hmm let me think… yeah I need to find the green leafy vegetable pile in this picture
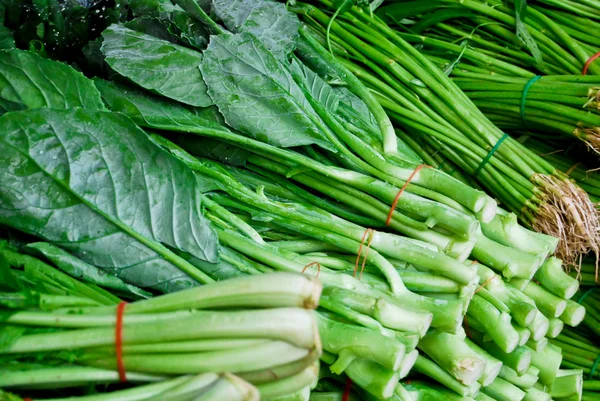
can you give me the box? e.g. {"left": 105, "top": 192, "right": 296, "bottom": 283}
{"left": 0, "top": 0, "right": 597, "bottom": 400}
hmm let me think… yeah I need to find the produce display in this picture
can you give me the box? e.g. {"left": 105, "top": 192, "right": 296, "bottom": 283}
{"left": 0, "top": 0, "right": 598, "bottom": 400}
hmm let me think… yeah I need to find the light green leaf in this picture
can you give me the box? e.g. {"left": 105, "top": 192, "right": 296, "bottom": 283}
{"left": 101, "top": 24, "right": 212, "bottom": 107}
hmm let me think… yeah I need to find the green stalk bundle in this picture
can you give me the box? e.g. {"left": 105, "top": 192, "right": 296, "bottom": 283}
{"left": 376, "top": 0, "right": 600, "bottom": 76}
{"left": 289, "top": 0, "right": 600, "bottom": 266}
{"left": 453, "top": 75, "right": 600, "bottom": 154}
{"left": 0, "top": 245, "right": 322, "bottom": 400}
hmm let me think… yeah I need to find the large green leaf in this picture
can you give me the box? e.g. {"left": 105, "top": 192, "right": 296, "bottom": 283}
{"left": 213, "top": 0, "right": 299, "bottom": 58}
{"left": 201, "top": 32, "right": 334, "bottom": 150}
{"left": 25, "top": 242, "right": 152, "bottom": 299}
{"left": 0, "top": 108, "right": 218, "bottom": 292}
{"left": 101, "top": 25, "right": 212, "bottom": 107}
{"left": 0, "top": 49, "right": 106, "bottom": 113}
{"left": 94, "top": 78, "right": 225, "bottom": 129}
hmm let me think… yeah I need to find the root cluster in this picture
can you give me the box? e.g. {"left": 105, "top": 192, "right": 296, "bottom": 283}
{"left": 531, "top": 174, "right": 600, "bottom": 274}
{"left": 574, "top": 126, "right": 600, "bottom": 156}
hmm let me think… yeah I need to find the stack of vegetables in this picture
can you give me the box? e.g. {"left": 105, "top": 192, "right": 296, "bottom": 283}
{"left": 369, "top": 1, "right": 600, "bottom": 154}
{"left": 0, "top": 241, "right": 323, "bottom": 401}
{"left": 0, "top": 0, "right": 597, "bottom": 400}
{"left": 288, "top": 0, "right": 600, "bottom": 268}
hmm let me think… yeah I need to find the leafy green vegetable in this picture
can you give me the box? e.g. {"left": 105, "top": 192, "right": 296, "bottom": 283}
{"left": 213, "top": 0, "right": 299, "bottom": 58}
{"left": 93, "top": 78, "right": 220, "bottom": 128}
{"left": 94, "top": 78, "right": 250, "bottom": 168}
{"left": 0, "top": 5, "right": 14, "bottom": 50}
{"left": 0, "top": 49, "right": 106, "bottom": 113}
{"left": 25, "top": 242, "right": 152, "bottom": 299}
{"left": 201, "top": 32, "right": 334, "bottom": 151}
{"left": 289, "top": 59, "right": 339, "bottom": 112}
{"left": 124, "top": 16, "right": 183, "bottom": 44}
{"left": 128, "top": 0, "right": 208, "bottom": 49}
{"left": 101, "top": 24, "right": 212, "bottom": 107}
{"left": 0, "top": 108, "right": 218, "bottom": 292}
{"left": 176, "top": 137, "right": 251, "bottom": 167}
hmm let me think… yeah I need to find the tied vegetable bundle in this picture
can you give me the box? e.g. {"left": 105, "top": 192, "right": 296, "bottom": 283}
{"left": 369, "top": 1, "right": 600, "bottom": 155}
{"left": 288, "top": 0, "right": 600, "bottom": 266}
{"left": 0, "top": 243, "right": 322, "bottom": 401}
{"left": 375, "top": 0, "right": 600, "bottom": 76}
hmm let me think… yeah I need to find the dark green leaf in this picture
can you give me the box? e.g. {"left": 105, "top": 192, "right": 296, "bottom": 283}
{"left": 0, "top": 29, "right": 14, "bottom": 50}
{"left": 0, "top": 49, "right": 106, "bottom": 112}
{"left": 94, "top": 77, "right": 222, "bottom": 129}
{"left": 289, "top": 59, "right": 339, "bottom": 112}
{"left": 294, "top": 36, "right": 341, "bottom": 82}
{"left": 201, "top": 32, "right": 334, "bottom": 150}
{"left": 128, "top": 0, "right": 208, "bottom": 49}
{"left": 101, "top": 24, "right": 211, "bottom": 107}
{"left": 0, "top": 108, "right": 218, "bottom": 292}
{"left": 130, "top": 0, "right": 181, "bottom": 18}
{"left": 25, "top": 242, "right": 152, "bottom": 299}
{"left": 33, "top": 0, "right": 49, "bottom": 20}
{"left": 335, "top": 87, "right": 377, "bottom": 131}
{"left": 213, "top": 0, "right": 299, "bottom": 58}
{"left": 124, "top": 16, "right": 181, "bottom": 43}
{"left": 93, "top": 79, "right": 243, "bottom": 182}
{"left": 176, "top": 137, "right": 250, "bottom": 167}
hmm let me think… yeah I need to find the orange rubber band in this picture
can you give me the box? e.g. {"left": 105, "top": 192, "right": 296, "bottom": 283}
{"left": 342, "top": 378, "right": 353, "bottom": 401}
{"left": 302, "top": 261, "right": 321, "bottom": 278}
{"left": 354, "top": 228, "right": 375, "bottom": 280}
{"left": 386, "top": 165, "right": 430, "bottom": 226}
{"left": 115, "top": 301, "right": 128, "bottom": 382}
{"left": 474, "top": 274, "right": 498, "bottom": 294}
{"left": 583, "top": 52, "right": 600, "bottom": 75}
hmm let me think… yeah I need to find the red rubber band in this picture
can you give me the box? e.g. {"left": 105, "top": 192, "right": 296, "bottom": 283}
{"left": 342, "top": 378, "right": 353, "bottom": 401}
{"left": 115, "top": 301, "right": 128, "bottom": 383}
{"left": 583, "top": 52, "right": 600, "bottom": 75}
{"left": 354, "top": 228, "right": 375, "bottom": 280}
{"left": 302, "top": 261, "right": 321, "bottom": 278}
{"left": 474, "top": 274, "right": 498, "bottom": 294}
{"left": 386, "top": 165, "right": 430, "bottom": 226}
